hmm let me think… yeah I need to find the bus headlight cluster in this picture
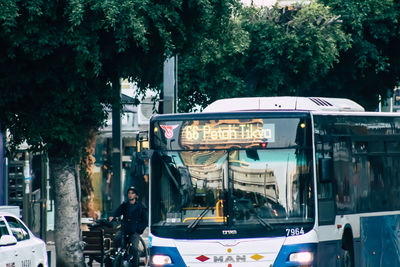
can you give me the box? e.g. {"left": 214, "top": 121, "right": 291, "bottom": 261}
{"left": 289, "top": 252, "right": 313, "bottom": 263}
{"left": 151, "top": 255, "right": 172, "bottom": 265}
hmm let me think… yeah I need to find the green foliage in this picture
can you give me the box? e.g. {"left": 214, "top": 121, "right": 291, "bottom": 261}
{"left": 0, "top": 0, "right": 237, "bottom": 157}
{"left": 179, "top": 0, "right": 400, "bottom": 111}
{"left": 242, "top": 3, "right": 350, "bottom": 97}
{"left": 315, "top": 0, "right": 400, "bottom": 110}
{"left": 178, "top": 1, "right": 249, "bottom": 112}
{"left": 178, "top": 2, "right": 351, "bottom": 111}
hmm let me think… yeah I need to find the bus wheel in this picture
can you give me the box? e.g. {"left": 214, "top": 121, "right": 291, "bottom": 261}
{"left": 341, "top": 236, "right": 354, "bottom": 267}
{"left": 341, "top": 249, "right": 353, "bottom": 267}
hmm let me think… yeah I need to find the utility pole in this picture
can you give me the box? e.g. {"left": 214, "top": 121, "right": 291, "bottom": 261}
{"left": 0, "top": 131, "right": 4, "bottom": 205}
{"left": 111, "top": 77, "right": 122, "bottom": 211}
{"left": 160, "top": 56, "right": 178, "bottom": 114}
{"left": 23, "top": 151, "right": 31, "bottom": 224}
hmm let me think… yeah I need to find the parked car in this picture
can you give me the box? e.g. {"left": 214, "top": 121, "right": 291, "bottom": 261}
{"left": 0, "top": 212, "right": 48, "bottom": 267}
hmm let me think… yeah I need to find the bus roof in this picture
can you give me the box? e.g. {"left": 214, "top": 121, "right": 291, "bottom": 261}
{"left": 202, "top": 97, "right": 365, "bottom": 113}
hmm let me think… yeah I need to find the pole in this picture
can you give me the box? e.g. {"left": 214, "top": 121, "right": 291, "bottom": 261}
{"left": 160, "top": 56, "right": 177, "bottom": 114}
{"left": 23, "top": 151, "right": 31, "bottom": 224}
{"left": 111, "top": 77, "right": 122, "bottom": 211}
{"left": 0, "top": 131, "right": 4, "bottom": 205}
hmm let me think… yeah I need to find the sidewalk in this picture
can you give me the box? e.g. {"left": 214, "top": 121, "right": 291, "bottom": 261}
{"left": 47, "top": 242, "right": 105, "bottom": 267}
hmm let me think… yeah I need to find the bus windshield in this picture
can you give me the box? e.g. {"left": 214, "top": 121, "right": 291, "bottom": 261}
{"left": 150, "top": 115, "right": 315, "bottom": 239}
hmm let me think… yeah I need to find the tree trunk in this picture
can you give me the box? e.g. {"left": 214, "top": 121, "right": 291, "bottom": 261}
{"left": 50, "top": 158, "right": 85, "bottom": 267}
{"left": 80, "top": 131, "right": 96, "bottom": 219}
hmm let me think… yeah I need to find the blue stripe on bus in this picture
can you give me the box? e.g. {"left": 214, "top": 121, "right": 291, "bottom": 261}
{"left": 273, "top": 243, "right": 318, "bottom": 267}
{"left": 315, "top": 238, "right": 361, "bottom": 266}
{"left": 150, "top": 246, "right": 187, "bottom": 267}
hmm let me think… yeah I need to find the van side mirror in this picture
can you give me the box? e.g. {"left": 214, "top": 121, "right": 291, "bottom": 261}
{"left": 318, "top": 158, "right": 333, "bottom": 183}
{"left": 0, "top": 235, "right": 17, "bottom": 246}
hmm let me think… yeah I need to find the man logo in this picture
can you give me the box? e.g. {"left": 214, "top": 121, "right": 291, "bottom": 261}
{"left": 160, "top": 125, "right": 179, "bottom": 139}
{"left": 213, "top": 255, "right": 246, "bottom": 263}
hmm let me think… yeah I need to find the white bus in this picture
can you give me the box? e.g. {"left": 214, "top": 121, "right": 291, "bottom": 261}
{"left": 148, "top": 97, "right": 400, "bottom": 267}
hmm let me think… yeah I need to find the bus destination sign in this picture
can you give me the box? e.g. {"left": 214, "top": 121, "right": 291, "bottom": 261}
{"left": 180, "top": 119, "right": 275, "bottom": 147}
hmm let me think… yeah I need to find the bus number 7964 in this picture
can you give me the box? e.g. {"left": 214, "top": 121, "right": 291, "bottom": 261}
{"left": 286, "top": 227, "right": 305, "bottom": 236}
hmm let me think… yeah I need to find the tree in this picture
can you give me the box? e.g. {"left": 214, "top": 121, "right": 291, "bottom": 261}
{"left": 178, "top": 1, "right": 250, "bottom": 111}
{"left": 0, "top": 0, "right": 239, "bottom": 265}
{"left": 178, "top": 0, "right": 400, "bottom": 112}
{"left": 241, "top": 3, "right": 350, "bottom": 97}
{"left": 315, "top": 0, "right": 400, "bottom": 110}
{"left": 178, "top": 2, "right": 351, "bottom": 111}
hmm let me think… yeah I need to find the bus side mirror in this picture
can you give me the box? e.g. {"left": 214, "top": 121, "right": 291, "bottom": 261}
{"left": 318, "top": 158, "right": 333, "bottom": 183}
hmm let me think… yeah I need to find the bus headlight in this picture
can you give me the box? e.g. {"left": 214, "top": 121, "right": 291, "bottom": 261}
{"left": 151, "top": 255, "right": 172, "bottom": 265}
{"left": 289, "top": 252, "right": 313, "bottom": 263}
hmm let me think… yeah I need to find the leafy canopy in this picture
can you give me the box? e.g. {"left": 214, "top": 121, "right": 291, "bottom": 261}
{"left": 0, "top": 0, "right": 239, "bottom": 157}
{"left": 178, "top": 2, "right": 351, "bottom": 111}
{"left": 315, "top": 0, "right": 400, "bottom": 110}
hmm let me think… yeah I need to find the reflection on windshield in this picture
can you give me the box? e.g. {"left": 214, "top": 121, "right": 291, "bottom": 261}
{"left": 151, "top": 148, "right": 314, "bottom": 230}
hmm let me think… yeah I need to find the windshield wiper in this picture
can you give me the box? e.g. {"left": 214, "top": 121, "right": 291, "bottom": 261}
{"left": 255, "top": 214, "right": 274, "bottom": 231}
{"left": 186, "top": 206, "right": 212, "bottom": 232}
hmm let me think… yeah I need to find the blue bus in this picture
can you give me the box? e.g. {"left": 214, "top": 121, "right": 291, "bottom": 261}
{"left": 148, "top": 97, "right": 400, "bottom": 267}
